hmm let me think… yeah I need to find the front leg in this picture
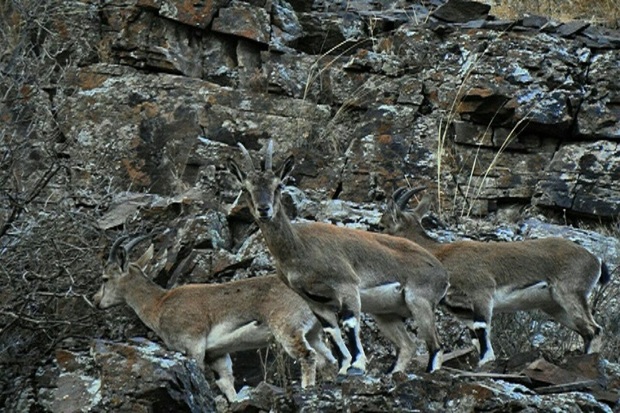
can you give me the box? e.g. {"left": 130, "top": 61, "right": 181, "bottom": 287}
{"left": 310, "top": 305, "right": 353, "bottom": 375}
{"left": 340, "top": 294, "right": 367, "bottom": 375}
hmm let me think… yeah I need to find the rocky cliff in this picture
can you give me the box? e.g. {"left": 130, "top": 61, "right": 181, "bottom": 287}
{"left": 1, "top": 0, "right": 619, "bottom": 411}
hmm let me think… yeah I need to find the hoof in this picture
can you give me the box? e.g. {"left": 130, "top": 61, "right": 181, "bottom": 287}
{"left": 347, "top": 367, "right": 365, "bottom": 376}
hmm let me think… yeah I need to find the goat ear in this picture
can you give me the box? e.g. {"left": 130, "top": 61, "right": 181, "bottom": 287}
{"left": 278, "top": 155, "right": 295, "bottom": 182}
{"left": 117, "top": 248, "right": 129, "bottom": 272}
{"left": 227, "top": 159, "right": 246, "bottom": 183}
{"left": 413, "top": 195, "right": 432, "bottom": 218}
{"left": 134, "top": 244, "right": 154, "bottom": 271}
{"left": 387, "top": 199, "right": 405, "bottom": 224}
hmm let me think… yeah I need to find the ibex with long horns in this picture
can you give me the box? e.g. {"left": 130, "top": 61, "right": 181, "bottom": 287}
{"left": 381, "top": 187, "right": 611, "bottom": 365}
{"left": 227, "top": 141, "right": 449, "bottom": 375}
{"left": 93, "top": 233, "right": 337, "bottom": 402}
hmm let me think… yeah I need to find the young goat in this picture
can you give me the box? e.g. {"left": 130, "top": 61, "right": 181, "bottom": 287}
{"left": 227, "top": 141, "right": 449, "bottom": 376}
{"left": 93, "top": 234, "right": 336, "bottom": 402}
{"left": 381, "top": 187, "right": 611, "bottom": 365}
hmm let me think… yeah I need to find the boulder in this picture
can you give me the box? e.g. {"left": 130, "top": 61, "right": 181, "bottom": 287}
{"left": 212, "top": 1, "right": 271, "bottom": 44}
{"left": 33, "top": 339, "right": 215, "bottom": 412}
{"left": 533, "top": 140, "right": 620, "bottom": 217}
{"left": 432, "top": 0, "right": 491, "bottom": 23}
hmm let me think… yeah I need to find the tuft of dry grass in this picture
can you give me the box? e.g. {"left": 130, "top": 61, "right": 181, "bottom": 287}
{"left": 481, "top": 0, "right": 620, "bottom": 26}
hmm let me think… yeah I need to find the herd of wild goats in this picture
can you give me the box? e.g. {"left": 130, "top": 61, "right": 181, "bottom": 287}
{"left": 92, "top": 141, "right": 611, "bottom": 402}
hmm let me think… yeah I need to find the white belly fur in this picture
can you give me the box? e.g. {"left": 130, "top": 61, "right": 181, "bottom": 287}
{"left": 360, "top": 282, "right": 408, "bottom": 316}
{"left": 493, "top": 281, "right": 552, "bottom": 312}
{"left": 205, "top": 321, "right": 272, "bottom": 356}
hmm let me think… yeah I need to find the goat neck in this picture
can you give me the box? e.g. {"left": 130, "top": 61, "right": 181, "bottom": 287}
{"left": 120, "top": 265, "right": 167, "bottom": 331}
{"left": 257, "top": 206, "right": 305, "bottom": 264}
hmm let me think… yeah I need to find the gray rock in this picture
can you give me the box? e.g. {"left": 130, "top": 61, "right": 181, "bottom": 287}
{"left": 212, "top": 1, "right": 271, "bottom": 44}
{"left": 296, "top": 11, "right": 365, "bottom": 55}
{"left": 33, "top": 339, "right": 215, "bottom": 412}
{"left": 577, "top": 50, "right": 620, "bottom": 140}
{"left": 270, "top": 0, "right": 304, "bottom": 52}
{"left": 521, "top": 218, "right": 620, "bottom": 264}
{"left": 557, "top": 20, "right": 590, "bottom": 37}
{"left": 533, "top": 140, "right": 620, "bottom": 217}
{"left": 522, "top": 15, "right": 549, "bottom": 29}
{"left": 432, "top": 0, "right": 491, "bottom": 23}
{"left": 137, "top": 0, "right": 229, "bottom": 28}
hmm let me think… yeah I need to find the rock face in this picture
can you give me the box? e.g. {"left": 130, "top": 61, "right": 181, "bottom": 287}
{"left": 2, "top": 0, "right": 620, "bottom": 412}
{"left": 23, "top": 0, "right": 619, "bottom": 217}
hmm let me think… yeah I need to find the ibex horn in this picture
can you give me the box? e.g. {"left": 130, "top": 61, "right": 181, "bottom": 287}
{"left": 108, "top": 234, "right": 130, "bottom": 264}
{"left": 392, "top": 187, "right": 408, "bottom": 202}
{"left": 123, "top": 233, "right": 155, "bottom": 254}
{"left": 237, "top": 143, "right": 255, "bottom": 170}
{"left": 264, "top": 139, "right": 274, "bottom": 171}
{"left": 396, "top": 186, "right": 427, "bottom": 210}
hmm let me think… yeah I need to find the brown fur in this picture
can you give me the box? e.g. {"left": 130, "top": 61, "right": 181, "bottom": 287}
{"left": 382, "top": 190, "right": 609, "bottom": 364}
{"left": 93, "top": 243, "right": 336, "bottom": 402}
{"left": 228, "top": 143, "right": 450, "bottom": 375}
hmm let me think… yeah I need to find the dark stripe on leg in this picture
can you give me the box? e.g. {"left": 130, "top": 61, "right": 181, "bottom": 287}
{"left": 340, "top": 307, "right": 355, "bottom": 323}
{"left": 328, "top": 335, "right": 346, "bottom": 368}
{"left": 473, "top": 313, "right": 490, "bottom": 361}
{"left": 426, "top": 349, "right": 441, "bottom": 373}
{"left": 386, "top": 355, "right": 398, "bottom": 374}
{"left": 344, "top": 324, "right": 360, "bottom": 362}
{"left": 475, "top": 327, "right": 488, "bottom": 361}
{"left": 340, "top": 306, "right": 361, "bottom": 366}
{"left": 313, "top": 312, "right": 346, "bottom": 367}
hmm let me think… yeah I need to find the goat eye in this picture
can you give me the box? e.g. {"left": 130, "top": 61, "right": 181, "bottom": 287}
{"left": 277, "top": 183, "right": 284, "bottom": 191}
{"left": 102, "top": 278, "right": 109, "bottom": 283}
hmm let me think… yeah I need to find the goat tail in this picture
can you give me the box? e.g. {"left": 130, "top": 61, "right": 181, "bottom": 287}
{"left": 599, "top": 261, "right": 611, "bottom": 285}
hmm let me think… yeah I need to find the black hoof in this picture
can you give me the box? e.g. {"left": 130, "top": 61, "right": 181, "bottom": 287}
{"left": 347, "top": 367, "right": 365, "bottom": 376}
{"left": 335, "top": 373, "right": 348, "bottom": 383}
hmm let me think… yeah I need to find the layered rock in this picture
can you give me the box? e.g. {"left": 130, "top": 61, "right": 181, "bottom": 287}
{"left": 41, "top": 0, "right": 619, "bottom": 217}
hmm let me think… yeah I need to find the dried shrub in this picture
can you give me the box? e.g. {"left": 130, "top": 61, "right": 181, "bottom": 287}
{"left": 0, "top": 0, "right": 107, "bottom": 405}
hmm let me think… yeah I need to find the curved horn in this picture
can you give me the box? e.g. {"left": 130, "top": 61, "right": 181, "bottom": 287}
{"left": 396, "top": 186, "right": 427, "bottom": 210}
{"left": 264, "top": 139, "right": 274, "bottom": 171}
{"left": 237, "top": 143, "right": 255, "bottom": 170}
{"left": 123, "top": 232, "right": 158, "bottom": 254}
{"left": 108, "top": 234, "right": 130, "bottom": 264}
{"left": 392, "top": 187, "right": 408, "bottom": 202}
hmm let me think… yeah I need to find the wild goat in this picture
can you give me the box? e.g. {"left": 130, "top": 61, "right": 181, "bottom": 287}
{"left": 381, "top": 187, "right": 611, "bottom": 365}
{"left": 227, "top": 141, "right": 449, "bottom": 375}
{"left": 93, "top": 234, "right": 337, "bottom": 402}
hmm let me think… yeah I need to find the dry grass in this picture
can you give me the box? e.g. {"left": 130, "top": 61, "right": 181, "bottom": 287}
{"left": 481, "top": 0, "right": 620, "bottom": 26}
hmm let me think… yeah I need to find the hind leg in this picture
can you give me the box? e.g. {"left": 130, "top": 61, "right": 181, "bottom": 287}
{"left": 372, "top": 314, "right": 417, "bottom": 373}
{"left": 403, "top": 290, "right": 443, "bottom": 372}
{"left": 544, "top": 289, "right": 603, "bottom": 353}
